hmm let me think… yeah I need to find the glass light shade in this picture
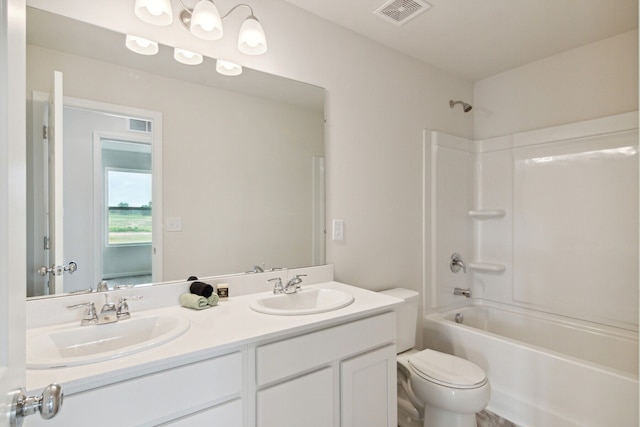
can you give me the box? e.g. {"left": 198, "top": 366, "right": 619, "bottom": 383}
{"left": 238, "top": 17, "right": 267, "bottom": 55}
{"left": 134, "top": 0, "right": 173, "bottom": 26}
{"left": 190, "top": 0, "right": 223, "bottom": 41}
{"left": 174, "top": 48, "right": 203, "bottom": 65}
{"left": 216, "top": 59, "right": 242, "bottom": 76}
{"left": 125, "top": 35, "right": 159, "bottom": 55}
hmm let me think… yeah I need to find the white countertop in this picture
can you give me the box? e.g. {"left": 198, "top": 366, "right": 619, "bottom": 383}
{"left": 27, "top": 281, "right": 402, "bottom": 394}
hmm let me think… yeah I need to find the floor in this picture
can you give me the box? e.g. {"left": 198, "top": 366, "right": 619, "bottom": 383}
{"left": 398, "top": 409, "right": 518, "bottom": 427}
{"left": 103, "top": 274, "right": 152, "bottom": 287}
{"left": 477, "top": 410, "right": 519, "bottom": 427}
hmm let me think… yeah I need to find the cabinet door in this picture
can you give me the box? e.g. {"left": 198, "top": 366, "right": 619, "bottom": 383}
{"left": 341, "top": 345, "right": 397, "bottom": 427}
{"left": 257, "top": 367, "right": 335, "bottom": 427}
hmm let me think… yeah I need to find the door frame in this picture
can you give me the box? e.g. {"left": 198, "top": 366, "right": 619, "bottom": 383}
{"left": 65, "top": 96, "right": 163, "bottom": 284}
{"left": 0, "top": 0, "right": 26, "bottom": 422}
{"left": 93, "top": 133, "right": 154, "bottom": 284}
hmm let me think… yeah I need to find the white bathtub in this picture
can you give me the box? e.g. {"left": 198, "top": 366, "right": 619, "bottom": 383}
{"left": 423, "top": 301, "right": 638, "bottom": 427}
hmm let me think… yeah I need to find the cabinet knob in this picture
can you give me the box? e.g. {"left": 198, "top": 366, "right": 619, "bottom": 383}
{"left": 10, "top": 383, "right": 64, "bottom": 426}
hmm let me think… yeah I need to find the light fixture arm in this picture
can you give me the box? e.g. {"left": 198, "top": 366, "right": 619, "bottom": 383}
{"left": 177, "top": 0, "right": 256, "bottom": 20}
{"left": 220, "top": 3, "right": 255, "bottom": 20}
{"left": 177, "top": 0, "right": 192, "bottom": 14}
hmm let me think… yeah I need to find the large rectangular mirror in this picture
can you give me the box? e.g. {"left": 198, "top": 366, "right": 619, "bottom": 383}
{"left": 26, "top": 7, "right": 326, "bottom": 298}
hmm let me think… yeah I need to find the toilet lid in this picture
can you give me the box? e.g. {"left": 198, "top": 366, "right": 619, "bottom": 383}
{"left": 408, "top": 349, "right": 487, "bottom": 389}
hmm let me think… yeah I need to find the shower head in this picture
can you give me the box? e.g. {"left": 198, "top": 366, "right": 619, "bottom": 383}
{"left": 449, "top": 100, "right": 472, "bottom": 113}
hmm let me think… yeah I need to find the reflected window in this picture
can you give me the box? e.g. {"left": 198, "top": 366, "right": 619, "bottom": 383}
{"left": 105, "top": 168, "right": 152, "bottom": 245}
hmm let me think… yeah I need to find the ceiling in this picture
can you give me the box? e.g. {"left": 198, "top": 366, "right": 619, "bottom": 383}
{"left": 283, "top": 0, "right": 639, "bottom": 81}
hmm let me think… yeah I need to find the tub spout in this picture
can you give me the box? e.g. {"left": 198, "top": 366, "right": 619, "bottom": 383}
{"left": 454, "top": 287, "right": 471, "bottom": 298}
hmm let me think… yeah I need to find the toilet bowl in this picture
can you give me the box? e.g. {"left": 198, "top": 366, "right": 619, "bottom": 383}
{"left": 380, "top": 288, "right": 490, "bottom": 427}
{"left": 400, "top": 349, "right": 490, "bottom": 427}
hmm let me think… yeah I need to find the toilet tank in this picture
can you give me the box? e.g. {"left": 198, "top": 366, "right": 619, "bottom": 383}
{"left": 380, "top": 288, "right": 419, "bottom": 353}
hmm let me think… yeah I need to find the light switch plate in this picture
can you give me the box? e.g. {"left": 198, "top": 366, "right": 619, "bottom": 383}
{"left": 167, "top": 217, "right": 182, "bottom": 232}
{"left": 332, "top": 219, "right": 344, "bottom": 240}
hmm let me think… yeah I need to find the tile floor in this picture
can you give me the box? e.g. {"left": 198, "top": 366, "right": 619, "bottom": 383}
{"left": 477, "top": 410, "right": 519, "bottom": 427}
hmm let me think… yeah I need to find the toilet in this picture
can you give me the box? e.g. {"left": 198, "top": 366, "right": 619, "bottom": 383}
{"left": 381, "top": 288, "right": 490, "bottom": 427}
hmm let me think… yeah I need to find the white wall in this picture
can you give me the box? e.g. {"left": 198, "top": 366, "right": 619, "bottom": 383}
{"left": 27, "top": 0, "right": 474, "bottom": 297}
{"left": 474, "top": 30, "right": 638, "bottom": 139}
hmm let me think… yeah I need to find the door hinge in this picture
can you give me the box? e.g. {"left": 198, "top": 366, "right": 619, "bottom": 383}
{"left": 43, "top": 236, "right": 50, "bottom": 250}
{"left": 43, "top": 125, "right": 48, "bottom": 139}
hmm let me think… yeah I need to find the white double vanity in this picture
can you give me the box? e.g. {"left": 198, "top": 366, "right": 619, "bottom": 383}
{"left": 25, "top": 267, "right": 401, "bottom": 426}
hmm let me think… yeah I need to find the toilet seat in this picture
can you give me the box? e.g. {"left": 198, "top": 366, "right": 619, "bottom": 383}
{"left": 408, "top": 349, "right": 487, "bottom": 389}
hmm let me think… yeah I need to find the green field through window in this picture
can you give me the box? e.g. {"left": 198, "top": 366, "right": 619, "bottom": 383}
{"left": 108, "top": 208, "right": 152, "bottom": 244}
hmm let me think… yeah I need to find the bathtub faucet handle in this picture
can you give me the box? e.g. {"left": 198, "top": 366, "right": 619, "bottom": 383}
{"left": 450, "top": 252, "right": 467, "bottom": 273}
{"left": 454, "top": 287, "right": 471, "bottom": 298}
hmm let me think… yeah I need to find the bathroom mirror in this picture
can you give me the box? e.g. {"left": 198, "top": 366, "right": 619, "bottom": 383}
{"left": 26, "top": 7, "right": 326, "bottom": 298}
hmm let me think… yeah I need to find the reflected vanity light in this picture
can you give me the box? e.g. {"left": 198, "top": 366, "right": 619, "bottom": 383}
{"left": 134, "top": 0, "right": 173, "bottom": 26}
{"left": 174, "top": 48, "right": 203, "bottom": 65}
{"left": 134, "top": 0, "right": 268, "bottom": 55}
{"left": 125, "top": 35, "right": 159, "bottom": 55}
{"left": 125, "top": 36, "right": 242, "bottom": 76}
{"left": 216, "top": 59, "right": 242, "bottom": 76}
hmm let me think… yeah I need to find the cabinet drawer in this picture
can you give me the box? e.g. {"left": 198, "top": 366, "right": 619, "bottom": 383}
{"left": 38, "top": 351, "right": 243, "bottom": 427}
{"left": 256, "top": 312, "right": 395, "bottom": 386}
{"left": 162, "top": 398, "right": 243, "bottom": 426}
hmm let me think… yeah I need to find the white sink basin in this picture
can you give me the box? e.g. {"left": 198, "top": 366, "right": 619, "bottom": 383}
{"left": 250, "top": 288, "right": 355, "bottom": 315}
{"left": 27, "top": 314, "right": 190, "bottom": 369}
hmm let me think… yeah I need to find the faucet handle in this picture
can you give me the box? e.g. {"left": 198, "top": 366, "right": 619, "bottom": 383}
{"left": 117, "top": 295, "right": 143, "bottom": 320}
{"left": 67, "top": 301, "right": 94, "bottom": 310}
{"left": 268, "top": 277, "right": 283, "bottom": 294}
{"left": 289, "top": 274, "right": 307, "bottom": 287}
{"left": 450, "top": 252, "right": 467, "bottom": 273}
{"left": 67, "top": 302, "right": 98, "bottom": 325}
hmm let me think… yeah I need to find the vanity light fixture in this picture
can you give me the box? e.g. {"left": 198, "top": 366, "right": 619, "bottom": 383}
{"left": 134, "top": 0, "right": 268, "bottom": 55}
{"left": 188, "top": 0, "right": 223, "bottom": 40}
{"left": 216, "top": 59, "right": 242, "bottom": 76}
{"left": 125, "top": 34, "right": 160, "bottom": 55}
{"left": 174, "top": 47, "right": 204, "bottom": 65}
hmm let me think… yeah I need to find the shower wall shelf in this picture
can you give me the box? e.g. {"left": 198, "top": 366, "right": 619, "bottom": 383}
{"left": 468, "top": 209, "right": 506, "bottom": 219}
{"left": 468, "top": 262, "right": 506, "bottom": 272}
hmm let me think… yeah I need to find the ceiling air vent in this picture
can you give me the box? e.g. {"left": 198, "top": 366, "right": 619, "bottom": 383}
{"left": 374, "top": 0, "right": 431, "bottom": 26}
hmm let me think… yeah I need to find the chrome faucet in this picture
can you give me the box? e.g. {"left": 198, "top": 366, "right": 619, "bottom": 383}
{"left": 246, "top": 265, "right": 265, "bottom": 273}
{"left": 268, "top": 274, "right": 307, "bottom": 294}
{"left": 283, "top": 274, "right": 306, "bottom": 294}
{"left": 450, "top": 252, "right": 467, "bottom": 273}
{"left": 454, "top": 287, "right": 471, "bottom": 298}
{"left": 67, "top": 294, "right": 142, "bottom": 326}
{"left": 97, "top": 294, "right": 118, "bottom": 324}
{"left": 67, "top": 301, "right": 98, "bottom": 326}
{"left": 96, "top": 280, "right": 109, "bottom": 292}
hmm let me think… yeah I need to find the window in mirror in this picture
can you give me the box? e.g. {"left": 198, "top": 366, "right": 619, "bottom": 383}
{"left": 103, "top": 139, "right": 153, "bottom": 247}
{"left": 106, "top": 168, "right": 152, "bottom": 246}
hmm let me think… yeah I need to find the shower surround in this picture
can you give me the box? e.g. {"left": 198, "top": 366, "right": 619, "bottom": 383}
{"left": 424, "top": 112, "right": 638, "bottom": 426}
